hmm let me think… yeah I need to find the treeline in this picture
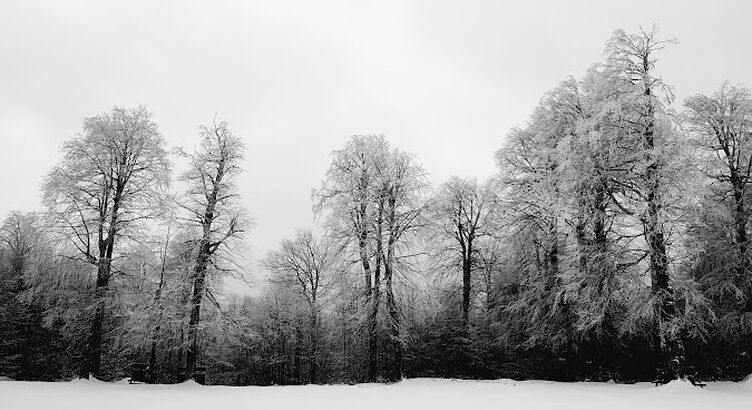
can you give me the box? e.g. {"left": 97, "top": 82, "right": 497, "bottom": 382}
{"left": 2, "top": 27, "right": 752, "bottom": 385}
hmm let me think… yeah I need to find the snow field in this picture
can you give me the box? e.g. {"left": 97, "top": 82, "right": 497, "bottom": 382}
{"left": 2, "top": 377, "right": 752, "bottom": 410}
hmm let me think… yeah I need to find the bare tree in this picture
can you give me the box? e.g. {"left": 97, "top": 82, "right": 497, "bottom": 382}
{"left": 177, "top": 117, "right": 247, "bottom": 381}
{"left": 314, "top": 135, "right": 387, "bottom": 381}
{"left": 685, "top": 83, "right": 752, "bottom": 287}
{"left": 43, "top": 106, "right": 170, "bottom": 378}
{"left": 379, "top": 148, "right": 429, "bottom": 379}
{"left": 315, "top": 135, "right": 427, "bottom": 381}
{"left": 476, "top": 237, "right": 503, "bottom": 314}
{"left": 429, "top": 177, "right": 497, "bottom": 331}
{"left": 148, "top": 217, "right": 173, "bottom": 379}
{"left": 0, "top": 212, "right": 40, "bottom": 285}
{"left": 263, "top": 230, "right": 341, "bottom": 383}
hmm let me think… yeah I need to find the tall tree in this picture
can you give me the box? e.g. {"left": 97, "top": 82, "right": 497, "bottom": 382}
{"left": 606, "top": 27, "right": 684, "bottom": 380}
{"left": 685, "top": 84, "right": 752, "bottom": 286}
{"left": 315, "top": 135, "right": 427, "bottom": 381}
{"left": 263, "top": 230, "right": 340, "bottom": 383}
{"left": 379, "top": 149, "right": 429, "bottom": 379}
{"left": 558, "top": 67, "right": 638, "bottom": 340}
{"left": 684, "top": 83, "right": 752, "bottom": 344}
{"left": 43, "top": 106, "right": 170, "bottom": 378}
{"left": 429, "top": 177, "right": 497, "bottom": 331}
{"left": 178, "top": 118, "right": 247, "bottom": 381}
{"left": 315, "top": 135, "right": 388, "bottom": 381}
{"left": 496, "top": 84, "right": 571, "bottom": 349}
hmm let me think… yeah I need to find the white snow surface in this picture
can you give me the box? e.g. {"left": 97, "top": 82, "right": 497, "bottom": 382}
{"left": 2, "top": 377, "right": 752, "bottom": 410}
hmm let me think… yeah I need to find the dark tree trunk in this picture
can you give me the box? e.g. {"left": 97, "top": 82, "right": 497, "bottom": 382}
{"left": 483, "top": 259, "right": 493, "bottom": 313}
{"left": 368, "top": 261, "right": 381, "bottom": 382}
{"left": 546, "top": 221, "right": 559, "bottom": 279}
{"left": 733, "top": 181, "right": 749, "bottom": 281}
{"left": 309, "top": 304, "right": 318, "bottom": 383}
{"left": 357, "top": 223, "right": 374, "bottom": 383}
{"left": 640, "top": 54, "right": 684, "bottom": 380}
{"left": 575, "top": 216, "right": 588, "bottom": 274}
{"left": 385, "top": 268, "right": 401, "bottom": 380}
{"left": 367, "top": 199, "right": 385, "bottom": 382}
{"left": 186, "top": 242, "right": 209, "bottom": 381}
{"left": 148, "top": 336, "right": 158, "bottom": 381}
{"left": 542, "top": 218, "right": 559, "bottom": 298}
{"left": 462, "top": 253, "right": 473, "bottom": 331}
{"left": 294, "top": 325, "right": 302, "bottom": 384}
{"left": 357, "top": 212, "right": 374, "bottom": 382}
{"left": 87, "top": 263, "right": 108, "bottom": 378}
{"left": 360, "top": 228, "right": 371, "bottom": 297}
{"left": 593, "top": 183, "right": 608, "bottom": 249}
{"left": 176, "top": 327, "right": 185, "bottom": 381}
{"left": 340, "top": 306, "right": 348, "bottom": 380}
{"left": 148, "top": 233, "right": 169, "bottom": 380}
{"left": 88, "top": 186, "right": 122, "bottom": 378}
{"left": 148, "top": 262, "right": 167, "bottom": 380}
{"left": 385, "top": 194, "right": 402, "bottom": 380}
{"left": 462, "top": 240, "right": 472, "bottom": 331}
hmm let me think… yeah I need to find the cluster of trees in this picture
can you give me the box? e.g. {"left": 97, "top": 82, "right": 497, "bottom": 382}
{"left": 0, "top": 108, "right": 247, "bottom": 382}
{"left": 2, "top": 27, "right": 752, "bottom": 384}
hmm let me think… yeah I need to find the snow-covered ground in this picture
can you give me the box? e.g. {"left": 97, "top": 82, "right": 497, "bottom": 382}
{"left": 2, "top": 377, "right": 752, "bottom": 410}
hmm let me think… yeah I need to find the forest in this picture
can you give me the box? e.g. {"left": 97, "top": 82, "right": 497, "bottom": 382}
{"left": 2, "top": 27, "right": 752, "bottom": 386}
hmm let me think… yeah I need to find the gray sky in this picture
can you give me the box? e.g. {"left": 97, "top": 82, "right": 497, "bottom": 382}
{"left": 2, "top": 0, "right": 751, "bottom": 290}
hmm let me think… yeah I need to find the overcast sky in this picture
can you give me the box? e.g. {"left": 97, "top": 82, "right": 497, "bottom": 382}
{"left": 1, "top": 0, "right": 751, "bottom": 289}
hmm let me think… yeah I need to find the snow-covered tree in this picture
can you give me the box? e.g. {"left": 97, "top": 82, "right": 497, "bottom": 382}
{"left": 315, "top": 135, "right": 428, "bottom": 381}
{"left": 42, "top": 106, "right": 171, "bottom": 378}
{"left": 264, "top": 230, "right": 341, "bottom": 383}
{"left": 428, "top": 177, "right": 498, "bottom": 331}
{"left": 176, "top": 117, "right": 248, "bottom": 381}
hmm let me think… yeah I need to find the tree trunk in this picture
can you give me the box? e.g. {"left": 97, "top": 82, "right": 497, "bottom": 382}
{"left": 294, "top": 325, "right": 302, "bottom": 384}
{"left": 309, "top": 303, "right": 318, "bottom": 383}
{"left": 357, "top": 222, "right": 374, "bottom": 382}
{"left": 368, "top": 280, "right": 380, "bottom": 382}
{"left": 593, "top": 183, "right": 608, "bottom": 249}
{"left": 186, "top": 241, "right": 210, "bottom": 381}
{"left": 546, "top": 220, "right": 559, "bottom": 279}
{"left": 733, "top": 181, "right": 749, "bottom": 281}
{"left": 367, "top": 199, "right": 385, "bottom": 381}
{"left": 87, "top": 261, "right": 108, "bottom": 378}
{"left": 385, "top": 264, "right": 401, "bottom": 380}
{"left": 484, "top": 260, "right": 493, "bottom": 314}
{"left": 385, "top": 194, "right": 402, "bottom": 380}
{"left": 369, "top": 283, "right": 380, "bottom": 382}
{"left": 88, "top": 186, "right": 122, "bottom": 378}
{"left": 575, "top": 216, "right": 588, "bottom": 275}
{"left": 641, "top": 55, "right": 683, "bottom": 380}
{"left": 542, "top": 218, "right": 559, "bottom": 295}
{"left": 356, "top": 199, "right": 373, "bottom": 381}
{"left": 148, "top": 336, "right": 158, "bottom": 381}
{"left": 148, "top": 298, "right": 164, "bottom": 381}
{"left": 462, "top": 245, "right": 472, "bottom": 331}
{"left": 647, "top": 198, "right": 682, "bottom": 380}
{"left": 148, "top": 234, "right": 169, "bottom": 382}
